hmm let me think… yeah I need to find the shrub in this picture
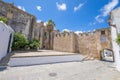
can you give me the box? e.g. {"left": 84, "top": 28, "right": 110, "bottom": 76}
{"left": 12, "top": 32, "right": 29, "bottom": 50}
{"left": 116, "top": 33, "right": 120, "bottom": 45}
{"left": 0, "top": 16, "right": 7, "bottom": 23}
{"left": 29, "top": 39, "right": 40, "bottom": 49}
{"left": 12, "top": 33, "right": 40, "bottom": 50}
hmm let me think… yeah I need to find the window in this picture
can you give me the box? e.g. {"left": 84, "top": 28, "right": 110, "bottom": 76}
{"left": 59, "top": 34, "right": 61, "bottom": 37}
{"left": 81, "top": 34, "right": 83, "bottom": 36}
{"left": 44, "top": 32, "right": 47, "bottom": 36}
{"left": 67, "top": 33, "right": 70, "bottom": 36}
{"left": 118, "top": 28, "right": 120, "bottom": 33}
{"left": 91, "top": 32, "right": 94, "bottom": 36}
{"left": 63, "top": 33, "right": 65, "bottom": 37}
{"left": 20, "top": 30, "right": 22, "bottom": 33}
{"left": 101, "top": 31, "right": 105, "bottom": 35}
{"left": 85, "top": 33, "right": 88, "bottom": 36}
{"left": 56, "top": 34, "right": 57, "bottom": 37}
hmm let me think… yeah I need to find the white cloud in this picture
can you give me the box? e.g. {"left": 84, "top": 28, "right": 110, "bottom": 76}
{"left": 95, "top": 15, "right": 104, "bottom": 23}
{"left": 62, "top": 29, "right": 83, "bottom": 34}
{"left": 89, "top": 22, "right": 96, "bottom": 26}
{"left": 37, "top": 20, "right": 42, "bottom": 23}
{"left": 74, "top": 3, "right": 85, "bottom": 12}
{"left": 101, "top": 0, "right": 119, "bottom": 16}
{"left": 36, "top": 6, "right": 42, "bottom": 11}
{"left": 17, "top": 6, "right": 26, "bottom": 11}
{"left": 56, "top": 2, "right": 67, "bottom": 11}
{"left": 75, "top": 31, "right": 83, "bottom": 34}
{"left": 93, "top": 29, "right": 96, "bottom": 32}
{"left": 62, "top": 29, "right": 71, "bottom": 32}
{"left": 88, "top": 30, "right": 91, "bottom": 32}
{"left": 44, "top": 22, "right": 48, "bottom": 26}
{"left": 95, "top": 0, "right": 119, "bottom": 23}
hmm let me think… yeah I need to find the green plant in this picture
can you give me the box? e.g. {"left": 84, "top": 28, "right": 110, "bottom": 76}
{"left": 116, "top": 33, "right": 120, "bottom": 45}
{"left": 48, "top": 19, "right": 55, "bottom": 26}
{"left": 29, "top": 39, "right": 40, "bottom": 49}
{"left": 12, "top": 32, "right": 29, "bottom": 50}
{"left": 0, "top": 16, "right": 7, "bottom": 23}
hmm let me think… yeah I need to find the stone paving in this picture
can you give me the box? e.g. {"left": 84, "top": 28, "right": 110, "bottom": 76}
{"left": 8, "top": 55, "right": 84, "bottom": 67}
{"left": 8, "top": 50, "right": 84, "bottom": 67}
{"left": 12, "top": 50, "right": 76, "bottom": 58}
{"left": 0, "top": 60, "right": 120, "bottom": 80}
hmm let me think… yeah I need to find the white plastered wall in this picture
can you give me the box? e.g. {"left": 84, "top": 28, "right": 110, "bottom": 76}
{"left": 0, "top": 21, "right": 14, "bottom": 60}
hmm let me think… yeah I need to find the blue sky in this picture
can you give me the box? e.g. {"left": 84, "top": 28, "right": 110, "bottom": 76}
{"left": 4, "top": 0, "right": 120, "bottom": 33}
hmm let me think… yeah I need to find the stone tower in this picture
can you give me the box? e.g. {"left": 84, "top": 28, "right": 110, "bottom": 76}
{"left": 33, "top": 20, "right": 55, "bottom": 49}
{"left": 44, "top": 20, "right": 55, "bottom": 49}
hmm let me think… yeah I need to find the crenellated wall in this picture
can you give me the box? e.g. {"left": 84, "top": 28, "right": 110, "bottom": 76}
{"left": 76, "top": 28, "right": 111, "bottom": 58}
{"left": 54, "top": 32, "right": 75, "bottom": 52}
{"left": 53, "top": 28, "right": 112, "bottom": 59}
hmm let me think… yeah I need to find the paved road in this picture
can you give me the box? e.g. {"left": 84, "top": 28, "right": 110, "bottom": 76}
{"left": 0, "top": 60, "right": 118, "bottom": 80}
{"left": 8, "top": 55, "right": 84, "bottom": 67}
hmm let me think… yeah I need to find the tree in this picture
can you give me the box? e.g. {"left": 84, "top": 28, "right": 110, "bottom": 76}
{"left": 46, "top": 19, "right": 55, "bottom": 32}
{"left": 48, "top": 19, "right": 55, "bottom": 26}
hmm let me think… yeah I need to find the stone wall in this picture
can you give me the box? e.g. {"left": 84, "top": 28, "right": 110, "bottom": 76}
{"left": 33, "top": 22, "right": 44, "bottom": 40}
{"left": 0, "top": 1, "right": 36, "bottom": 40}
{"left": 77, "top": 28, "right": 111, "bottom": 58}
{"left": 33, "top": 21, "right": 55, "bottom": 49}
{"left": 53, "top": 28, "right": 112, "bottom": 58}
{"left": 54, "top": 32, "right": 75, "bottom": 52}
{"left": 76, "top": 32, "right": 97, "bottom": 57}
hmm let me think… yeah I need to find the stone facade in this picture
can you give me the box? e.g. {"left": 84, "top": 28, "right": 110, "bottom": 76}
{"left": 33, "top": 22, "right": 55, "bottom": 49}
{"left": 54, "top": 28, "right": 112, "bottom": 58}
{"left": 54, "top": 32, "right": 75, "bottom": 52}
{"left": 0, "top": 1, "right": 36, "bottom": 40}
{"left": 0, "top": 0, "right": 55, "bottom": 49}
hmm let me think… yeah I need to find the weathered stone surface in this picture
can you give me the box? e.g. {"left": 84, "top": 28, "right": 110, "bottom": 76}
{"left": 53, "top": 28, "right": 112, "bottom": 59}
{"left": 54, "top": 32, "right": 75, "bottom": 53}
{"left": 33, "top": 21, "right": 55, "bottom": 49}
{"left": 0, "top": 1, "right": 36, "bottom": 40}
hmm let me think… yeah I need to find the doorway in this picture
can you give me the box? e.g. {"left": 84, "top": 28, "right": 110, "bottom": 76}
{"left": 7, "top": 33, "right": 12, "bottom": 53}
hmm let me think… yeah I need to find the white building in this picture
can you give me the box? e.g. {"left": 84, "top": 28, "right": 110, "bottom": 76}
{"left": 109, "top": 7, "right": 120, "bottom": 71}
{"left": 0, "top": 21, "right": 14, "bottom": 60}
